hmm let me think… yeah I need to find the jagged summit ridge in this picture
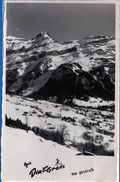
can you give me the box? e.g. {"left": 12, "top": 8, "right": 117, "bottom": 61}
{"left": 35, "top": 32, "right": 52, "bottom": 39}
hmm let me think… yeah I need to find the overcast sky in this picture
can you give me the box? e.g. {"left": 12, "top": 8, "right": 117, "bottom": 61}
{"left": 7, "top": 3, "right": 115, "bottom": 41}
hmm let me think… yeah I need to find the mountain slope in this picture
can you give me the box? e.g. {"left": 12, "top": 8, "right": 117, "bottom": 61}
{"left": 6, "top": 32, "right": 115, "bottom": 102}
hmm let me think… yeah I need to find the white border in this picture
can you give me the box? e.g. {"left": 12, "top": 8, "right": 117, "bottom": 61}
{"left": 3, "top": 0, "right": 119, "bottom": 3}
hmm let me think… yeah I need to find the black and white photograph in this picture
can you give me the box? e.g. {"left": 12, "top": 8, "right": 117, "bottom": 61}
{"left": 1, "top": 1, "right": 118, "bottom": 181}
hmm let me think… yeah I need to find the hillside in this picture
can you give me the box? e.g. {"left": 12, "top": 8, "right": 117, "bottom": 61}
{"left": 5, "top": 94, "right": 115, "bottom": 156}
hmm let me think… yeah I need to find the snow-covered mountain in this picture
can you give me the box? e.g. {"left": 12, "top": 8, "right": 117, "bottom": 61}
{"left": 6, "top": 35, "right": 27, "bottom": 50}
{"left": 6, "top": 32, "right": 115, "bottom": 103}
{"left": 4, "top": 32, "right": 115, "bottom": 156}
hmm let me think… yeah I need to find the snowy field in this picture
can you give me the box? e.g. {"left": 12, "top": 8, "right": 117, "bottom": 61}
{"left": 4, "top": 95, "right": 115, "bottom": 156}
{"left": 2, "top": 126, "right": 115, "bottom": 181}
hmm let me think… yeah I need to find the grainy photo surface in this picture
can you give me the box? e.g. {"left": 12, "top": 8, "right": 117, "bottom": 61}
{"left": 2, "top": 2, "right": 117, "bottom": 181}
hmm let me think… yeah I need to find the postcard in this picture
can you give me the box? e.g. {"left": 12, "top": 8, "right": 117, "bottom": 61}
{"left": 1, "top": 1, "right": 119, "bottom": 181}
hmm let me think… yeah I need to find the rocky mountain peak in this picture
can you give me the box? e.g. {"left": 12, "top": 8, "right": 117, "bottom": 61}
{"left": 32, "top": 31, "right": 54, "bottom": 46}
{"left": 35, "top": 32, "right": 51, "bottom": 39}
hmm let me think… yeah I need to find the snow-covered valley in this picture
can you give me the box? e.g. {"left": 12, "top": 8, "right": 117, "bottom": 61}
{"left": 2, "top": 93, "right": 115, "bottom": 180}
{"left": 5, "top": 94, "right": 115, "bottom": 156}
